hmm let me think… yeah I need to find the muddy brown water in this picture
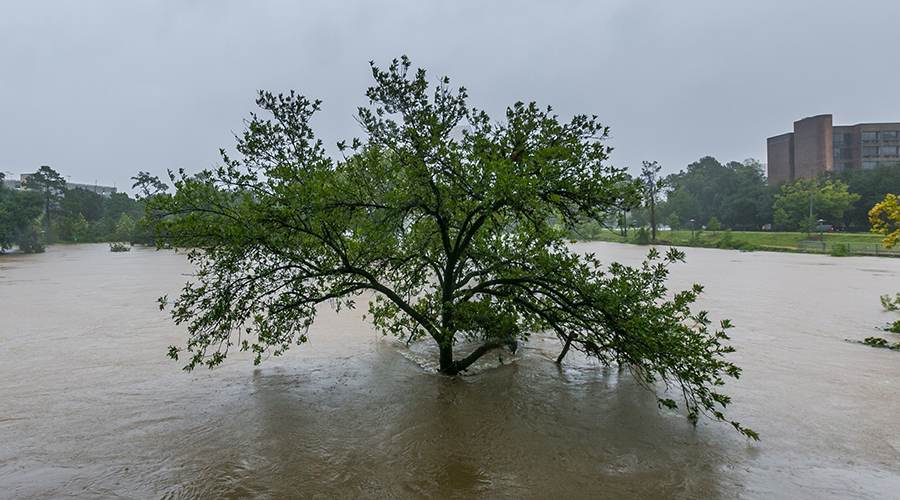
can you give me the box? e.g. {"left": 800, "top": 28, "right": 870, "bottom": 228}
{"left": 1, "top": 243, "right": 899, "bottom": 499}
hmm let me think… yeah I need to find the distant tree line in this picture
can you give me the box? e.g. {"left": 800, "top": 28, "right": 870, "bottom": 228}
{"left": 0, "top": 166, "right": 168, "bottom": 253}
{"left": 652, "top": 157, "right": 900, "bottom": 234}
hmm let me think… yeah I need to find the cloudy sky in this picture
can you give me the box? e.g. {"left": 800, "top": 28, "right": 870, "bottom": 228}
{"left": 2, "top": 1, "right": 899, "bottom": 194}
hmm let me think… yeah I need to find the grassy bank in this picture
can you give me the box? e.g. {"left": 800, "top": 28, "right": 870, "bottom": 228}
{"left": 579, "top": 228, "right": 896, "bottom": 255}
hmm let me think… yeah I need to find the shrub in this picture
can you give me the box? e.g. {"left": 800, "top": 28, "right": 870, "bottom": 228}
{"left": 635, "top": 227, "right": 650, "bottom": 245}
{"left": 715, "top": 229, "right": 758, "bottom": 251}
{"left": 829, "top": 243, "right": 851, "bottom": 257}
{"left": 109, "top": 242, "right": 131, "bottom": 252}
{"left": 881, "top": 293, "right": 900, "bottom": 311}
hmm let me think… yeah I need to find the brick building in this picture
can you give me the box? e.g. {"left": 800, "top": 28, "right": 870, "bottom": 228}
{"left": 766, "top": 114, "right": 900, "bottom": 185}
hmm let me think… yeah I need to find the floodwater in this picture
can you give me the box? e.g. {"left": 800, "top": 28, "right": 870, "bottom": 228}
{"left": 1, "top": 243, "right": 899, "bottom": 499}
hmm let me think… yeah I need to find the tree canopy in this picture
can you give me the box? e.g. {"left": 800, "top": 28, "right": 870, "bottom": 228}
{"left": 830, "top": 162, "right": 900, "bottom": 231}
{"left": 0, "top": 172, "right": 44, "bottom": 252}
{"left": 150, "top": 57, "right": 755, "bottom": 438}
{"left": 132, "top": 171, "right": 169, "bottom": 198}
{"left": 772, "top": 178, "right": 860, "bottom": 232}
{"left": 23, "top": 165, "right": 66, "bottom": 223}
{"left": 870, "top": 193, "right": 900, "bottom": 249}
{"left": 660, "top": 157, "right": 773, "bottom": 232}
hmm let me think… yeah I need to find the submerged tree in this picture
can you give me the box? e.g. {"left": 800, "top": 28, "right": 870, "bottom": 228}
{"left": 150, "top": 57, "right": 755, "bottom": 438}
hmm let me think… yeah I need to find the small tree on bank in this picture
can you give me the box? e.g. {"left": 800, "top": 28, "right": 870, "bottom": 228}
{"left": 150, "top": 57, "right": 755, "bottom": 438}
{"left": 870, "top": 193, "right": 899, "bottom": 249}
{"left": 864, "top": 194, "right": 900, "bottom": 343}
{"left": 772, "top": 178, "right": 859, "bottom": 232}
{"left": 667, "top": 212, "right": 681, "bottom": 231}
{"left": 641, "top": 161, "right": 664, "bottom": 242}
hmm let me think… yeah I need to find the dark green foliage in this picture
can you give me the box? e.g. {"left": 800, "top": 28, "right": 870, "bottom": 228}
{"left": 663, "top": 158, "right": 899, "bottom": 234}
{"left": 881, "top": 293, "right": 900, "bottom": 311}
{"left": 829, "top": 243, "right": 851, "bottom": 257}
{"left": 115, "top": 213, "right": 136, "bottom": 242}
{"left": 667, "top": 212, "right": 681, "bottom": 231}
{"left": 635, "top": 227, "right": 650, "bottom": 244}
{"left": 880, "top": 294, "right": 900, "bottom": 334}
{"left": 102, "top": 193, "right": 140, "bottom": 234}
{"left": 15, "top": 231, "right": 44, "bottom": 253}
{"left": 0, "top": 173, "right": 44, "bottom": 252}
{"left": 715, "top": 229, "right": 745, "bottom": 250}
{"left": 60, "top": 187, "right": 104, "bottom": 222}
{"left": 109, "top": 242, "right": 130, "bottom": 252}
{"left": 131, "top": 172, "right": 169, "bottom": 198}
{"left": 2, "top": 169, "right": 169, "bottom": 248}
{"left": 772, "top": 178, "right": 859, "bottom": 232}
{"left": 23, "top": 165, "right": 66, "bottom": 223}
{"left": 149, "top": 56, "right": 754, "bottom": 438}
{"left": 58, "top": 213, "right": 88, "bottom": 242}
{"left": 860, "top": 336, "right": 895, "bottom": 349}
{"left": 661, "top": 157, "right": 773, "bottom": 232}
{"left": 829, "top": 162, "right": 900, "bottom": 231}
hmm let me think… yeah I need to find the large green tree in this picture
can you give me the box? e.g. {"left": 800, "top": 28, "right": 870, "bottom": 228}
{"left": 60, "top": 187, "right": 104, "bottom": 222}
{"left": 831, "top": 162, "right": 900, "bottom": 231}
{"left": 151, "top": 57, "right": 754, "bottom": 437}
{"left": 661, "top": 157, "right": 773, "bottom": 231}
{"left": 772, "top": 178, "right": 860, "bottom": 232}
{"left": 23, "top": 165, "right": 66, "bottom": 223}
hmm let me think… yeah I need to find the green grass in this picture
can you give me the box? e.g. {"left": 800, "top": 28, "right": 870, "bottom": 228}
{"left": 579, "top": 228, "right": 894, "bottom": 255}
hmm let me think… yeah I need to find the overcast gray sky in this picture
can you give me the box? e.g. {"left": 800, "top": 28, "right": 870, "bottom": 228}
{"left": 2, "top": 1, "right": 899, "bottom": 194}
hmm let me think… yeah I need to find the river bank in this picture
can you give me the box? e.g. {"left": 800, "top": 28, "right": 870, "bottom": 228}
{"left": 579, "top": 229, "right": 899, "bottom": 256}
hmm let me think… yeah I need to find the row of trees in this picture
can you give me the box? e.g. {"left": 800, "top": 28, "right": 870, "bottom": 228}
{"left": 0, "top": 173, "right": 43, "bottom": 251}
{"left": 639, "top": 157, "right": 899, "bottom": 235}
{"left": 0, "top": 166, "right": 169, "bottom": 252}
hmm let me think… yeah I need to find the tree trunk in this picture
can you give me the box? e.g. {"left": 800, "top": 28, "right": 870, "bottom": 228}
{"left": 437, "top": 338, "right": 517, "bottom": 376}
{"left": 556, "top": 333, "right": 574, "bottom": 364}
{"left": 438, "top": 342, "right": 455, "bottom": 374}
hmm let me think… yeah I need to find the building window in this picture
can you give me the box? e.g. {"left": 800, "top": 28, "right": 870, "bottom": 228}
{"left": 882, "top": 146, "right": 899, "bottom": 156}
{"left": 863, "top": 161, "right": 878, "bottom": 169}
{"left": 833, "top": 133, "right": 851, "bottom": 144}
{"left": 862, "top": 131, "right": 880, "bottom": 142}
{"left": 833, "top": 148, "right": 852, "bottom": 160}
{"left": 884, "top": 131, "right": 899, "bottom": 141}
{"left": 862, "top": 146, "right": 879, "bottom": 157}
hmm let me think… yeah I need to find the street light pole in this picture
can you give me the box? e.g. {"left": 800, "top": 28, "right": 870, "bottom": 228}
{"left": 690, "top": 219, "right": 695, "bottom": 240}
